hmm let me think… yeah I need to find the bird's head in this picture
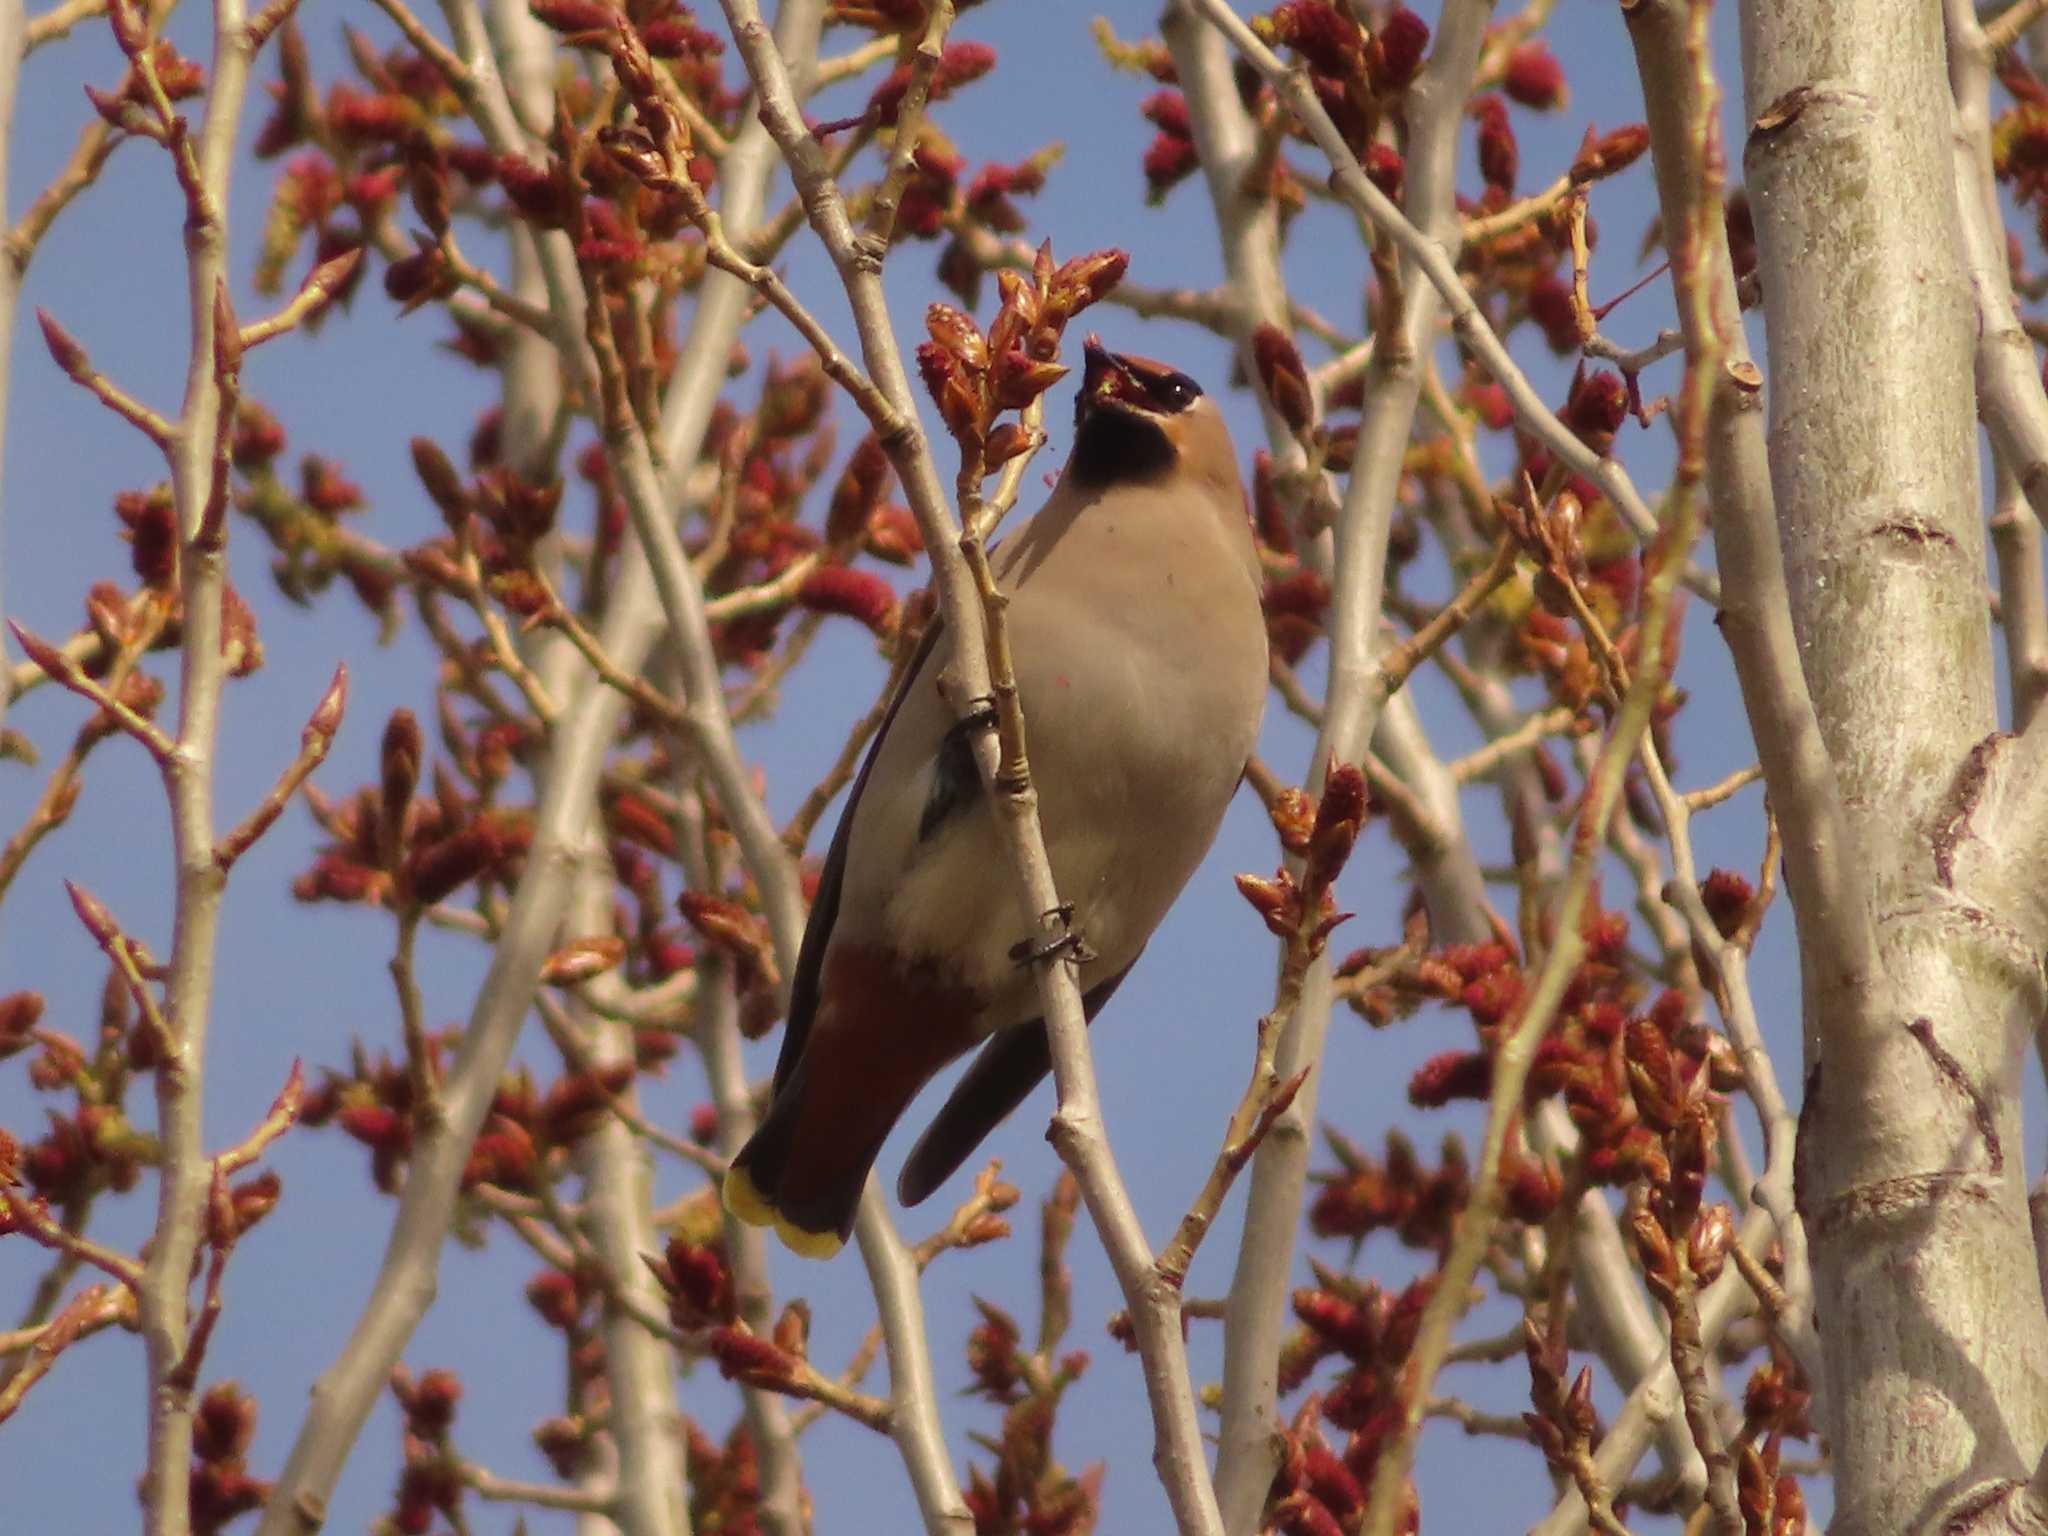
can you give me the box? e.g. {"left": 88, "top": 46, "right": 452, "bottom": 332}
{"left": 1069, "top": 336, "right": 1236, "bottom": 493}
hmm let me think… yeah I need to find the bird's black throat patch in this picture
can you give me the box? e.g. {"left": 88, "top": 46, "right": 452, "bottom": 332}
{"left": 1069, "top": 406, "right": 1175, "bottom": 488}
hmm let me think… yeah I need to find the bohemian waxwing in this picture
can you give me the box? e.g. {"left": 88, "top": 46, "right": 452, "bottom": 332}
{"left": 723, "top": 338, "right": 1269, "bottom": 1258}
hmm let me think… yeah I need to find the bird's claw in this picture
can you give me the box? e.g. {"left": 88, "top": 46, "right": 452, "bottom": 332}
{"left": 963, "top": 695, "right": 999, "bottom": 731}
{"left": 1009, "top": 903, "right": 1095, "bottom": 967}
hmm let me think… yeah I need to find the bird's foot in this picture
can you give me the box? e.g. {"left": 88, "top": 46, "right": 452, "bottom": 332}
{"left": 1009, "top": 903, "right": 1096, "bottom": 967}
{"left": 963, "top": 694, "right": 999, "bottom": 731}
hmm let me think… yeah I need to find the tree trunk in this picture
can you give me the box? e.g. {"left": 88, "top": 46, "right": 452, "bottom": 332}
{"left": 1738, "top": 2, "right": 2048, "bottom": 1530}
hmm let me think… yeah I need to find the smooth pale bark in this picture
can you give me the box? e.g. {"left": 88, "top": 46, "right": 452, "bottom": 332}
{"left": 1738, "top": 2, "right": 2048, "bottom": 1531}
{"left": 0, "top": 0, "right": 20, "bottom": 736}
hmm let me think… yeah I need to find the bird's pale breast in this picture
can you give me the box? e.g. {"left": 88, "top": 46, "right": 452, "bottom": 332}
{"left": 836, "top": 473, "right": 1266, "bottom": 1031}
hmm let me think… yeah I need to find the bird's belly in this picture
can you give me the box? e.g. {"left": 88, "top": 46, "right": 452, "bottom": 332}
{"left": 880, "top": 669, "right": 1252, "bottom": 1021}
{"left": 877, "top": 802, "right": 1144, "bottom": 1016}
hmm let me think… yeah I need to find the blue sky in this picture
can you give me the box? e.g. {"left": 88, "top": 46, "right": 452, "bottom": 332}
{"left": 0, "top": 1, "right": 1860, "bottom": 1531}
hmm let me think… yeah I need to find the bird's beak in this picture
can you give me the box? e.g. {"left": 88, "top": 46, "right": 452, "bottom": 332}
{"left": 1081, "top": 334, "right": 1148, "bottom": 415}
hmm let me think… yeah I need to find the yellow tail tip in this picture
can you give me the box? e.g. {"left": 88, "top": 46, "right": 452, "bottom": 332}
{"left": 721, "top": 1165, "right": 846, "bottom": 1260}
{"left": 721, "top": 1162, "right": 777, "bottom": 1227}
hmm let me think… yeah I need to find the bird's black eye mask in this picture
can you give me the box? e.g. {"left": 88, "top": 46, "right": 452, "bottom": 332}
{"left": 1068, "top": 361, "right": 1203, "bottom": 487}
{"left": 1142, "top": 370, "right": 1203, "bottom": 413}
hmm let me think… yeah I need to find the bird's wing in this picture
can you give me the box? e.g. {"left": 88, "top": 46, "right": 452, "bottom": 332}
{"left": 774, "top": 615, "right": 946, "bottom": 1094}
{"left": 894, "top": 953, "right": 1140, "bottom": 1207}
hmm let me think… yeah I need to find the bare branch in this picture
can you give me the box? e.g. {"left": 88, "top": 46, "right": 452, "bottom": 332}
{"left": 0, "top": 1283, "right": 135, "bottom": 1428}
{"left": 1200, "top": 2, "right": 1499, "bottom": 1522}
{"left": 34, "top": 308, "right": 173, "bottom": 446}
{"left": 24, "top": 0, "right": 104, "bottom": 50}
{"left": 2, "top": 1191, "right": 146, "bottom": 1288}
{"left": 1992, "top": 466, "right": 2048, "bottom": 732}
{"left": 215, "top": 664, "right": 345, "bottom": 870}
{"left": 1189, "top": 0, "right": 1705, "bottom": 595}
{"left": 237, "top": 248, "right": 362, "bottom": 349}
{"left": 718, "top": 1, "right": 1218, "bottom": 1527}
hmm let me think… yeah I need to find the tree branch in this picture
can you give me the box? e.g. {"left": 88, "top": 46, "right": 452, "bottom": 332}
{"left": 253, "top": 8, "right": 835, "bottom": 1529}
{"left": 717, "top": 3, "right": 1236, "bottom": 1528}
{"left": 1196, "top": 4, "right": 1497, "bottom": 1524}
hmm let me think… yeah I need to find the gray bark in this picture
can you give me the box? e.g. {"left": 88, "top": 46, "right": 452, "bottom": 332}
{"left": 1738, "top": 2, "right": 2048, "bottom": 1530}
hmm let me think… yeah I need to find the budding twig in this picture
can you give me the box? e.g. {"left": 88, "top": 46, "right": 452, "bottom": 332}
{"left": 6, "top": 118, "right": 121, "bottom": 278}
{"left": 1375, "top": 537, "right": 1520, "bottom": 698}
{"left": 859, "top": 1, "right": 951, "bottom": 255}
{"left": 462, "top": 1464, "right": 617, "bottom": 1515}
{"left": 1194, "top": 0, "right": 1717, "bottom": 604}
{"left": 0, "top": 1283, "right": 135, "bottom": 1428}
{"left": 1634, "top": 735, "right": 1818, "bottom": 1382}
{"left": 24, "top": 0, "right": 108, "bottom": 50}
{"left": 363, "top": 0, "right": 468, "bottom": 95}
{"left": 65, "top": 879, "right": 178, "bottom": 1068}
{"left": 1447, "top": 706, "right": 1581, "bottom": 785}
{"left": 35, "top": 309, "right": 173, "bottom": 447}
{"left": 530, "top": 989, "right": 726, "bottom": 1178}
{"left": 1462, "top": 171, "right": 1574, "bottom": 244}
{"left": 1358, "top": 440, "right": 1705, "bottom": 1536}
{"left": 910, "top": 1162, "right": 1019, "bottom": 1269}
{"left": 237, "top": 248, "right": 363, "bottom": 349}
{"left": 214, "top": 1060, "right": 306, "bottom": 1177}
{"left": 215, "top": 664, "right": 345, "bottom": 870}
{"left": 1, "top": 1190, "right": 145, "bottom": 1288}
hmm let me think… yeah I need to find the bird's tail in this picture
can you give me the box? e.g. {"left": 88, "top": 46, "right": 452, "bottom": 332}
{"left": 722, "top": 1059, "right": 891, "bottom": 1260}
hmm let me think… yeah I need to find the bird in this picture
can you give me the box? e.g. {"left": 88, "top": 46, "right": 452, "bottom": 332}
{"left": 721, "top": 338, "right": 1269, "bottom": 1258}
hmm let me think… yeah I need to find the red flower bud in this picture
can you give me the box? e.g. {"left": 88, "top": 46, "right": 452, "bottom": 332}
{"left": 1526, "top": 271, "right": 1582, "bottom": 354}
{"left": 664, "top": 1238, "right": 733, "bottom": 1322}
{"left": 676, "top": 891, "right": 775, "bottom": 980}
{"left": 1307, "top": 761, "right": 1367, "bottom": 887}
{"left": 1143, "top": 133, "right": 1200, "bottom": 202}
{"left": 496, "top": 155, "right": 574, "bottom": 228}
{"left": 233, "top": 402, "right": 288, "bottom": 468}
{"left": 526, "top": 1268, "right": 582, "bottom": 1329}
{"left": 408, "top": 1368, "right": 462, "bottom": 1434}
{"left": 1139, "top": 89, "right": 1191, "bottom": 138}
{"left": 326, "top": 85, "right": 415, "bottom": 144}
{"left": 1236, "top": 870, "right": 1300, "bottom": 938}
{"left": 642, "top": 15, "right": 722, "bottom": 56}
{"left": 852, "top": 506, "right": 918, "bottom": 566}
{"left": 1049, "top": 248, "right": 1128, "bottom": 314}
{"left": 1503, "top": 42, "right": 1567, "bottom": 110}
{"left": 382, "top": 245, "right": 454, "bottom": 309}
{"left": 1472, "top": 96, "right": 1518, "bottom": 193}
{"left": 917, "top": 341, "right": 985, "bottom": 443}
{"left": 1370, "top": 7, "right": 1430, "bottom": 92}
{"left": 338, "top": 1102, "right": 410, "bottom": 1151}
{"left": 826, "top": 435, "right": 891, "bottom": 545}
{"left": 1364, "top": 143, "right": 1404, "bottom": 202}
{"left": 410, "top": 437, "right": 471, "bottom": 528}
{"left": 1688, "top": 1202, "right": 1734, "bottom": 1284}
{"left": 1267, "top": 2, "right": 1363, "bottom": 79}
{"left": 1253, "top": 324, "right": 1314, "bottom": 436}
{"left": 193, "top": 1382, "right": 259, "bottom": 1464}
{"left": 1408, "top": 1050, "right": 1491, "bottom": 1107}
{"left": 1562, "top": 366, "right": 1627, "bottom": 455}
{"left": 0, "top": 992, "right": 43, "bottom": 1059}
{"left": 405, "top": 826, "right": 499, "bottom": 904}
{"left": 1571, "top": 123, "right": 1650, "bottom": 185}
{"left": 380, "top": 710, "right": 422, "bottom": 855}
{"left": 707, "top": 1324, "right": 796, "bottom": 1382}
{"left": 797, "top": 566, "right": 899, "bottom": 636}
{"left": 1700, "top": 868, "right": 1755, "bottom": 939}
{"left": 301, "top": 455, "right": 363, "bottom": 516}
{"left": 539, "top": 935, "right": 626, "bottom": 984}
{"left": 527, "top": 0, "right": 616, "bottom": 34}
